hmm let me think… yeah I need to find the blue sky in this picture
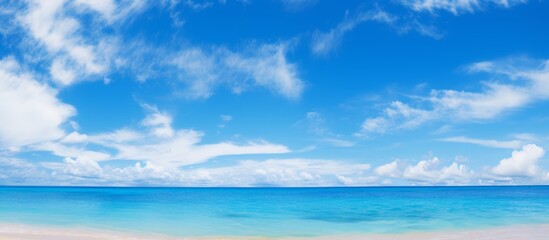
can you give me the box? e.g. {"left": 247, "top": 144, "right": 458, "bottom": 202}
{"left": 1, "top": 0, "right": 549, "bottom": 186}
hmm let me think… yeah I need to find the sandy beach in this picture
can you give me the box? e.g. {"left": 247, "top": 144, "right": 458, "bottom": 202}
{"left": 1, "top": 223, "right": 548, "bottom": 240}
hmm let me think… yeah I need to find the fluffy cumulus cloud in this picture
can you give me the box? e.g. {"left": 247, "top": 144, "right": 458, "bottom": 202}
{"left": 358, "top": 57, "right": 549, "bottom": 135}
{"left": 0, "top": 57, "right": 75, "bottom": 149}
{"left": 62, "top": 157, "right": 103, "bottom": 178}
{"left": 372, "top": 144, "right": 549, "bottom": 185}
{"left": 374, "top": 158, "right": 472, "bottom": 185}
{"left": 492, "top": 144, "right": 545, "bottom": 178}
{"left": 401, "top": 0, "right": 527, "bottom": 14}
{"left": 402, "top": 158, "right": 472, "bottom": 184}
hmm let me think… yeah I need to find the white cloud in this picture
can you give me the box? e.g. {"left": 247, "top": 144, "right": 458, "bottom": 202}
{"left": 2, "top": 156, "right": 373, "bottom": 186}
{"left": 312, "top": 9, "right": 396, "bottom": 55}
{"left": 183, "top": 158, "right": 371, "bottom": 186}
{"left": 468, "top": 58, "right": 549, "bottom": 99}
{"left": 281, "top": 0, "right": 318, "bottom": 11}
{"left": 0, "top": 157, "right": 54, "bottom": 184}
{"left": 224, "top": 43, "right": 304, "bottom": 100}
{"left": 16, "top": 0, "right": 145, "bottom": 86}
{"left": 50, "top": 58, "right": 77, "bottom": 85}
{"left": 74, "top": 0, "right": 116, "bottom": 21}
{"left": 359, "top": 117, "right": 390, "bottom": 135}
{"left": 401, "top": 0, "right": 527, "bottom": 15}
{"left": 60, "top": 131, "right": 88, "bottom": 143}
{"left": 220, "top": 115, "right": 232, "bottom": 122}
{"left": 358, "top": 101, "right": 433, "bottom": 136}
{"left": 171, "top": 42, "right": 304, "bottom": 100}
{"left": 0, "top": 57, "right": 75, "bottom": 149}
{"left": 402, "top": 157, "right": 472, "bottom": 184}
{"left": 141, "top": 105, "right": 174, "bottom": 138}
{"left": 430, "top": 84, "right": 530, "bottom": 120}
{"left": 511, "top": 133, "right": 539, "bottom": 142}
{"left": 21, "top": 0, "right": 106, "bottom": 85}
{"left": 492, "top": 144, "right": 545, "bottom": 177}
{"left": 375, "top": 161, "right": 400, "bottom": 177}
{"left": 358, "top": 57, "right": 549, "bottom": 135}
{"left": 441, "top": 136, "right": 523, "bottom": 149}
{"left": 412, "top": 21, "right": 444, "bottom": 39}
{"left": 375, "top": 146, "right": 549, "bottom": 185}
{"left": 311, "top": 6, "right": 452, "bottom": 56}
{"left": 297, "top": 112, "right": 355, "bottom": 147}
{"left": 303, "top": 111, "right": 328, "bottom": 135}
{"left": 61, "top": 129, "right": 143, "bottom": 145}
{"left": 180, "top": 0, "right": 214, "bottom": 11}
{"left": 63, "top": 157, "right": 103, "bottom": 177}
{"left": 374, "top": 158, "right": 473, "bottom": 185}
{"left": 171, "top": 47, "right": 219, "bottom": 98}
{"left": 42, "top": 106, "right": 291, "bottom": 168}
{"left": 320, "top": 138, "right": 355, "bottom": 147}
{"left": 218, "top": 115, "right": 232, "bottom": 128}
{"left": 32, "top": 141, "right": 111, "bottom": 163}
{"left": 5, "top": 143, "right": 549, "bottom": 186}
{"left": 113, "top": 131, "right": 291, "bottom": 167}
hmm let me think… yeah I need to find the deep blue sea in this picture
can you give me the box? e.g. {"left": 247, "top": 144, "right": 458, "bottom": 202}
{"left": 1, "top": 186, "right": 549, "bottom": 237}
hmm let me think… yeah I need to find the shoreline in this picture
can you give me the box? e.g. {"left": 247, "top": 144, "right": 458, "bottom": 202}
{"left": 1, "top": 223, "right": 548, "bottom": 240}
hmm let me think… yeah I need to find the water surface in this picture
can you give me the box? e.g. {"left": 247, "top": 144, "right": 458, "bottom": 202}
{"left": 1, "top": 186, "right": 548, "bottom": 237}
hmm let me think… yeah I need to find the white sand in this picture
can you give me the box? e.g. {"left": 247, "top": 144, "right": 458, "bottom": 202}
{"left": 0, "top": 223, "right": 548, "bottom": 240}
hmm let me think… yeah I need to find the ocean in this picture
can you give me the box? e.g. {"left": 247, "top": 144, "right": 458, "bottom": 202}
{"left": 1, "top": 186, "right": 549, "bottom": 237}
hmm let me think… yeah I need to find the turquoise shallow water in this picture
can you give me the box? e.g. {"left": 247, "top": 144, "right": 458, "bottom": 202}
{"left": 1, "top": 186, "right": 549, "bottom": 237}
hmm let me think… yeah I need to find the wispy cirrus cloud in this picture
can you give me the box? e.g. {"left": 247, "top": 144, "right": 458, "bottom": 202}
{"left": 38, "top": 105, "right": 291, "bottom": 168}
{"left": 140, "top": 104, "right": 175, "bottom": 138}
{"left": 400, "top": 0, "right": 527, "bottom": 15}
{"left": 168, "top": 42, "right": 305, "bottom": 100}
{"left": 441, "top": 136, "right": 523, "bottom": 149}
{"left": 223, "top": 42, "right": 304, "bottom": 99}
{"left": 16, "top": 0, "right": 145, "bottom": 86}
{"left": 311, "top": 8, "right": 396, "bottom": 56}
{"left": 295, "top": 112, "right": 355, "bottom": 148}
{"left": 357, "top": 57, "right": 549, "bottom": 136}
{"left": 312, "top": 0, "right": 529, "bottom": 56}
{"left": 311, "top": 6, "right": 450, "bottom": 56}
{"left": 6, "top": 1, "right": 305, "bottom": 101}
{"left": 280, "top": 0, "right": 318, "bottom": 11}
